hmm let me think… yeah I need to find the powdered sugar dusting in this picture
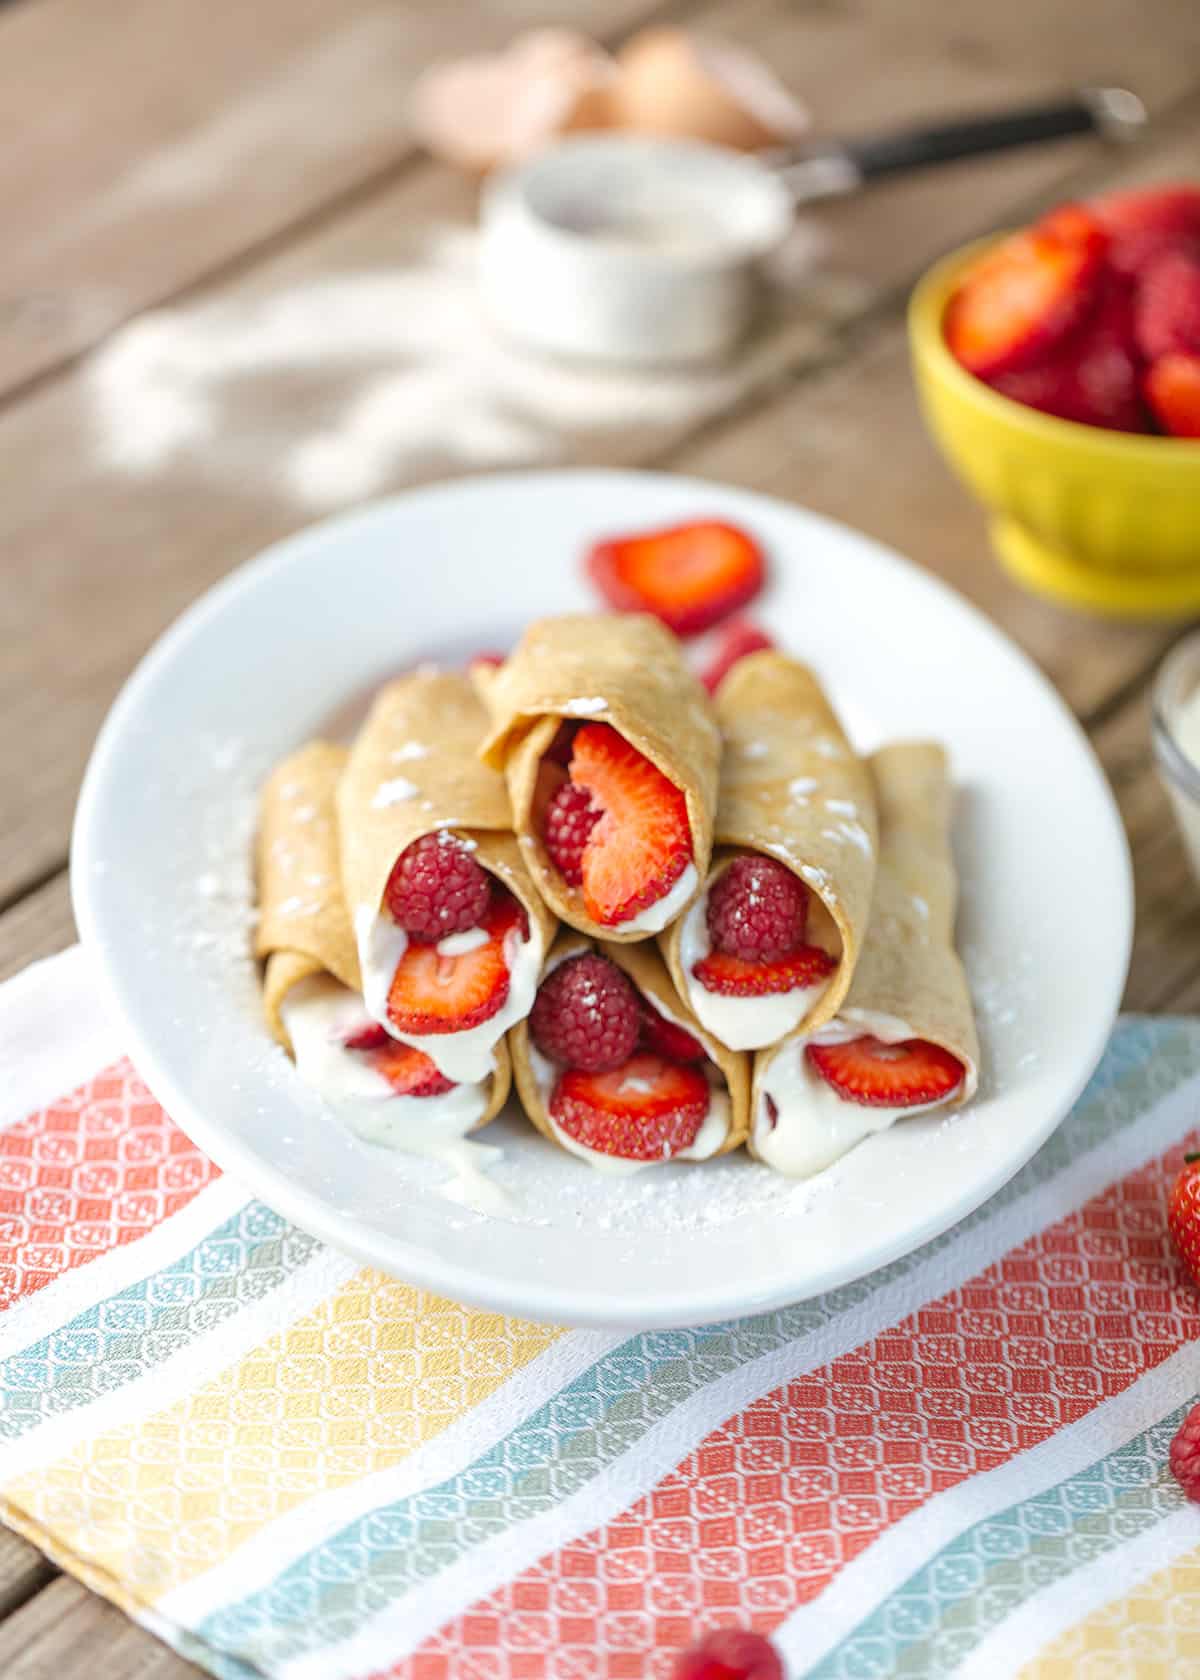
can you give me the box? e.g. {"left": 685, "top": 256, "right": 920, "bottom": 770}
{"left": 371, "top": 776, "right": 419, "bottom": 808}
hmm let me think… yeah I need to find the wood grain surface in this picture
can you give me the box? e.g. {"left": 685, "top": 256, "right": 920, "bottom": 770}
{"left": 3, "top": 0, "right": 1200, "bottom": 1669}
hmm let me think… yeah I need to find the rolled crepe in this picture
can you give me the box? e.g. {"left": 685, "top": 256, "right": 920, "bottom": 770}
{"left": 338, "top": 671, "right": 557, "bottom": 1080}
{"left": 256, "top": 739, "right": 511, "bottom": 1122}
{"left": 511, "top": 930, "right": 750, "bottom": 1165}
{"left": 477, "top": 613, "right": 721, "bottom": 940}
{"left": 750, "top": 741, "right": 979, "bottom": 1177}
{"left": 662, "top": 652, "right": 878, "bottom": 1049}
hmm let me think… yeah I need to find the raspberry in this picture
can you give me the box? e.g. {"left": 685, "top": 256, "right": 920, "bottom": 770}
{"left": 1170, "top": 1401, "right": 1200, "bottom": 1502}
{"left": 529, "top": 953, "right": 640, "bottom": 1072}
{"left": 673, "top": 1628, "right": 785, "bottom": 1680}
{"left": 384, "top": 831, "right": 491, "bottom": 942}
{"left": 707, "top": 855, "right": 808, "bottom": 963}
{"left": 543, "top": 781, "right": 600, "bottom": 886}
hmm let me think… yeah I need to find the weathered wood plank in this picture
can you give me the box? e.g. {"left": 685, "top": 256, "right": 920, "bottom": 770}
{"left": 0, "top": 0, "right": 670, "bottom": 398}
{"left": 0, "top": 1532, "right": 55, "bottom": 1622}
{"left": 0, "top": 872, "right": 75, "bottom": 984}
{"left": 0, "top": 1575, "right": 203, "bottom": 1677}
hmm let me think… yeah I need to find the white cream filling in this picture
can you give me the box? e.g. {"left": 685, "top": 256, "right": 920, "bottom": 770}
{"left": 355, "top": 901, "right": 544, "bottom": 1085}
{"left": 753, "top": 1009, "right": 968, "bottom": 1179}
{"left": 529, "top": 1043, "right": 729, "bottom": 1175}
{"left": 607, "top": 861, "right": 699, "bottom": 936}
{"left": 677, "top": 885, "right": 831, "bottom": 1051}
{"left": 280, "top": 973, "right": 491, "bottom": 1140}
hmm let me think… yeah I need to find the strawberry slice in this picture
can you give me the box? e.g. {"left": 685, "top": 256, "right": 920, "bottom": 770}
{"left": 944, "top": 206, "right": 1106, "bottom": 378}
{"left": 342, "top": 1022, "right": 390, "bottom": 1052}
{"left": 806, "top": 1035, "right": 963, "bottom": 1108}
{"left": 1093, "top": 184, "right": 1200, "bottom": 276}
{"left": 586, "top": 519, "right": 766, "bottom": 637}
{"left": 1145, "top": 353, "right": 1200, "bottom": 438}
{"left": 568, "top": 722, "right": 692, "bottom": 926}
{"left": 699, "top": 617, "right": 775, "bottom": 695}
{"left": 386, "top": 891, "right": 528, "bottom": 1035}
{"left": 693, "top": 944, "right": 835, "bottom": 997}
{"left": 365, "top": 1040, "right": 456, "bottom": 1097}
{"left": 550, "top": 1052, "right": 710, "bottom": 1160}
{"left": 989, "top": 274, "right": 1144, "bottom": 433}
{"left": 640, "top": 1002, "right": 706, "bottom": 1063}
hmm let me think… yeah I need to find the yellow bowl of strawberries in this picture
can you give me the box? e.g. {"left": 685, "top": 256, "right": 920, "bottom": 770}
{"left": 909, "top": 185, "right": 1200, "bottom": 617}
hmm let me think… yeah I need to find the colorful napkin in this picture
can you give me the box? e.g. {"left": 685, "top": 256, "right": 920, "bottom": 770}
{"left": 1, "top": 944, "right": 1198, "bottom": 1679}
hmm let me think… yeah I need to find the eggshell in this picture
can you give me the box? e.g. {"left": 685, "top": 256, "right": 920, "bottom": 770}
{"left": 410, "top": 29, "right": 615, "bottom": 175}
{"left": 612, "top": 27, "right": 809, "bottom": 152}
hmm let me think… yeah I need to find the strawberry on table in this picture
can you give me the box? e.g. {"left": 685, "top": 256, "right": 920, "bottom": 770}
{"left": 1170, "top": 1401, "right": 1200, "bottom": 1503}
{"left": 586, "top": 519, "right": 766, "bottom": 636}
{"left": 699, "top": 618, "right": 775, "bottom": 695}
{"left": 565, "top": 722, "right": 693, "bottom": 926}
{"left": 1145, "top": 352, "right": 1200, "bottom": 437}
{"left": 693, "top": 944, "right": 835, "bottom": 997}
{"left": 550, "top": 1052, "right": 710, "bottom": 1160}
{"left": 1167, "top": 1150, "right": 1200, "bottom": 1286}
{"left": 944, "top": 204, "right": 1107, "bottom": 378}
{"left": 806, "top": 1035, "right": 964, "bottom": 1107}
{"left": 387, "top": 891, "right": 527, "bottom": 1034}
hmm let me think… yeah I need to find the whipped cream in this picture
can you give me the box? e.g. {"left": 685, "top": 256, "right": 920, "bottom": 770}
{"left": 528, "top": 1044, "right": 729, "bottom": 1174}
{"left": 355, "top": 895, "right": 544, "bottom": 1084}
{"left": 754, "top": 1010, "right": 967, "bottom": 1179}
{"left": 677, "top": 880, "right": 834, "bottom": 1051}
{"left": 280, "top": 973, "right": 490, "bottom": 1137}
{"left": 610, "top": 861, "right": 699, "bottom": 936}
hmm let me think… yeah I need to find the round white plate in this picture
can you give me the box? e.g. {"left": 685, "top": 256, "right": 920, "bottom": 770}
{"left": 72, "top": 469, "right": 1132, "bottom": 1329}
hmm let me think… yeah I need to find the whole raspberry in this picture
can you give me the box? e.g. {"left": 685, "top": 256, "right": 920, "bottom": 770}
{"left": 543, "top": 781, "right": 600, "bottom": 885}
{"left": 1170, "top": 1401, "right": 1200, "bottom": 1502}
{"left": 384, "top": 832, "right": 491, "bottom": 942}
{"left": 673, "top": 1628, "right": 785, "bottom": 1680}
{"left": 707, "top": 855, "right": 808, "bottom": 963}
{"left": 529, "top": 953, "right": 640, "bottom": 1072}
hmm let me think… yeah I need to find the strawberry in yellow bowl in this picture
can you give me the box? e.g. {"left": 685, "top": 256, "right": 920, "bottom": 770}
{"left": 909, "top": 184, "right": 1200, "bottom": 617}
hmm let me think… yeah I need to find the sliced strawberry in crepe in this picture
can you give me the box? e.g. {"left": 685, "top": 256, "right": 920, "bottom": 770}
{"left": 586, "top": 519, "right": 766, "bottom": 636}
{"left": 806, "top": 1035, "right": 963, "bottom": 1108}
{"left": 550, "top": 1052, "right": 710, "bottom": 1160}
{"left": 387, "top": 892, "right": 528, "bottom": 1035}
{"left": 568, "top": 722, "right": 692, "bottom": 926}
{"left": 693, "top": 943, "right": 835, "bottom": 997}
{"left": 639, "top": 1002, "right": 706, "bottom": 1064}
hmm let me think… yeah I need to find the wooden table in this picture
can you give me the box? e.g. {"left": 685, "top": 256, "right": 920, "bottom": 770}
{"left": 3, "top": 0, "right": 1200, "bottom": 1669}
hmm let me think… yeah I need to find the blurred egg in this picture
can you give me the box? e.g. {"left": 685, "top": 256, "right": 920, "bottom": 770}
{"left": 409, "top": 29, "right": 615, "bottom": 174}
{"left": 612, "top": 27, "right": 809, "bottom": 152}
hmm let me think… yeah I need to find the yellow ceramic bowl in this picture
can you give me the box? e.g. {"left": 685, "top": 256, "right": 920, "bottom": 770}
{"left": 908, "top": 236, "right": 1200, "bottom": 618}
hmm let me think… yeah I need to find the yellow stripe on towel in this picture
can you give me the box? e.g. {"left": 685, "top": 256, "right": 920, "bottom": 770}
{"left": 0, "top": 1271, "right": 561, "bottom": 1601}
{"left": 1020, "top": 1544, "right": 1200, "bottom": 1678}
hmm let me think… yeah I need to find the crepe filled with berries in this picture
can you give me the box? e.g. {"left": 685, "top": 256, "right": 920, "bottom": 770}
{"left": 661, "top": 652, "right": 877, "bottom": 1050}
{"left": 751, "top": 742, "right": 978, "bottom": 1178}
{"left": 337, "top": 672, "right": 556, "bottom": 1085}
{"left": 477, "top": 613, "right": 720, "bottom": 941}
{"left": 511, "top": 931, "right": 750, "bottom": 1167}
{"left": 257, "top": 738, "right": 511, "bottom": 1121}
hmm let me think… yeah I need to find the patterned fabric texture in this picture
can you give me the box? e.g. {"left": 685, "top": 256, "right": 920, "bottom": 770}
{"left": 1, "top": 946, "right": 1198, "bottom": 1679}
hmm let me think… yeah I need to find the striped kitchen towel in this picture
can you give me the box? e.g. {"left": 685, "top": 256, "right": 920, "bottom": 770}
{"left": 1, "top": 944, "right": 1198, "bottom": 1679}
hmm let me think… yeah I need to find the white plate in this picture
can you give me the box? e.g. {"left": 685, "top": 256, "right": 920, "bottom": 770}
{"left": 72, "top": 469, "right": 1132, "bottom": 1329}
